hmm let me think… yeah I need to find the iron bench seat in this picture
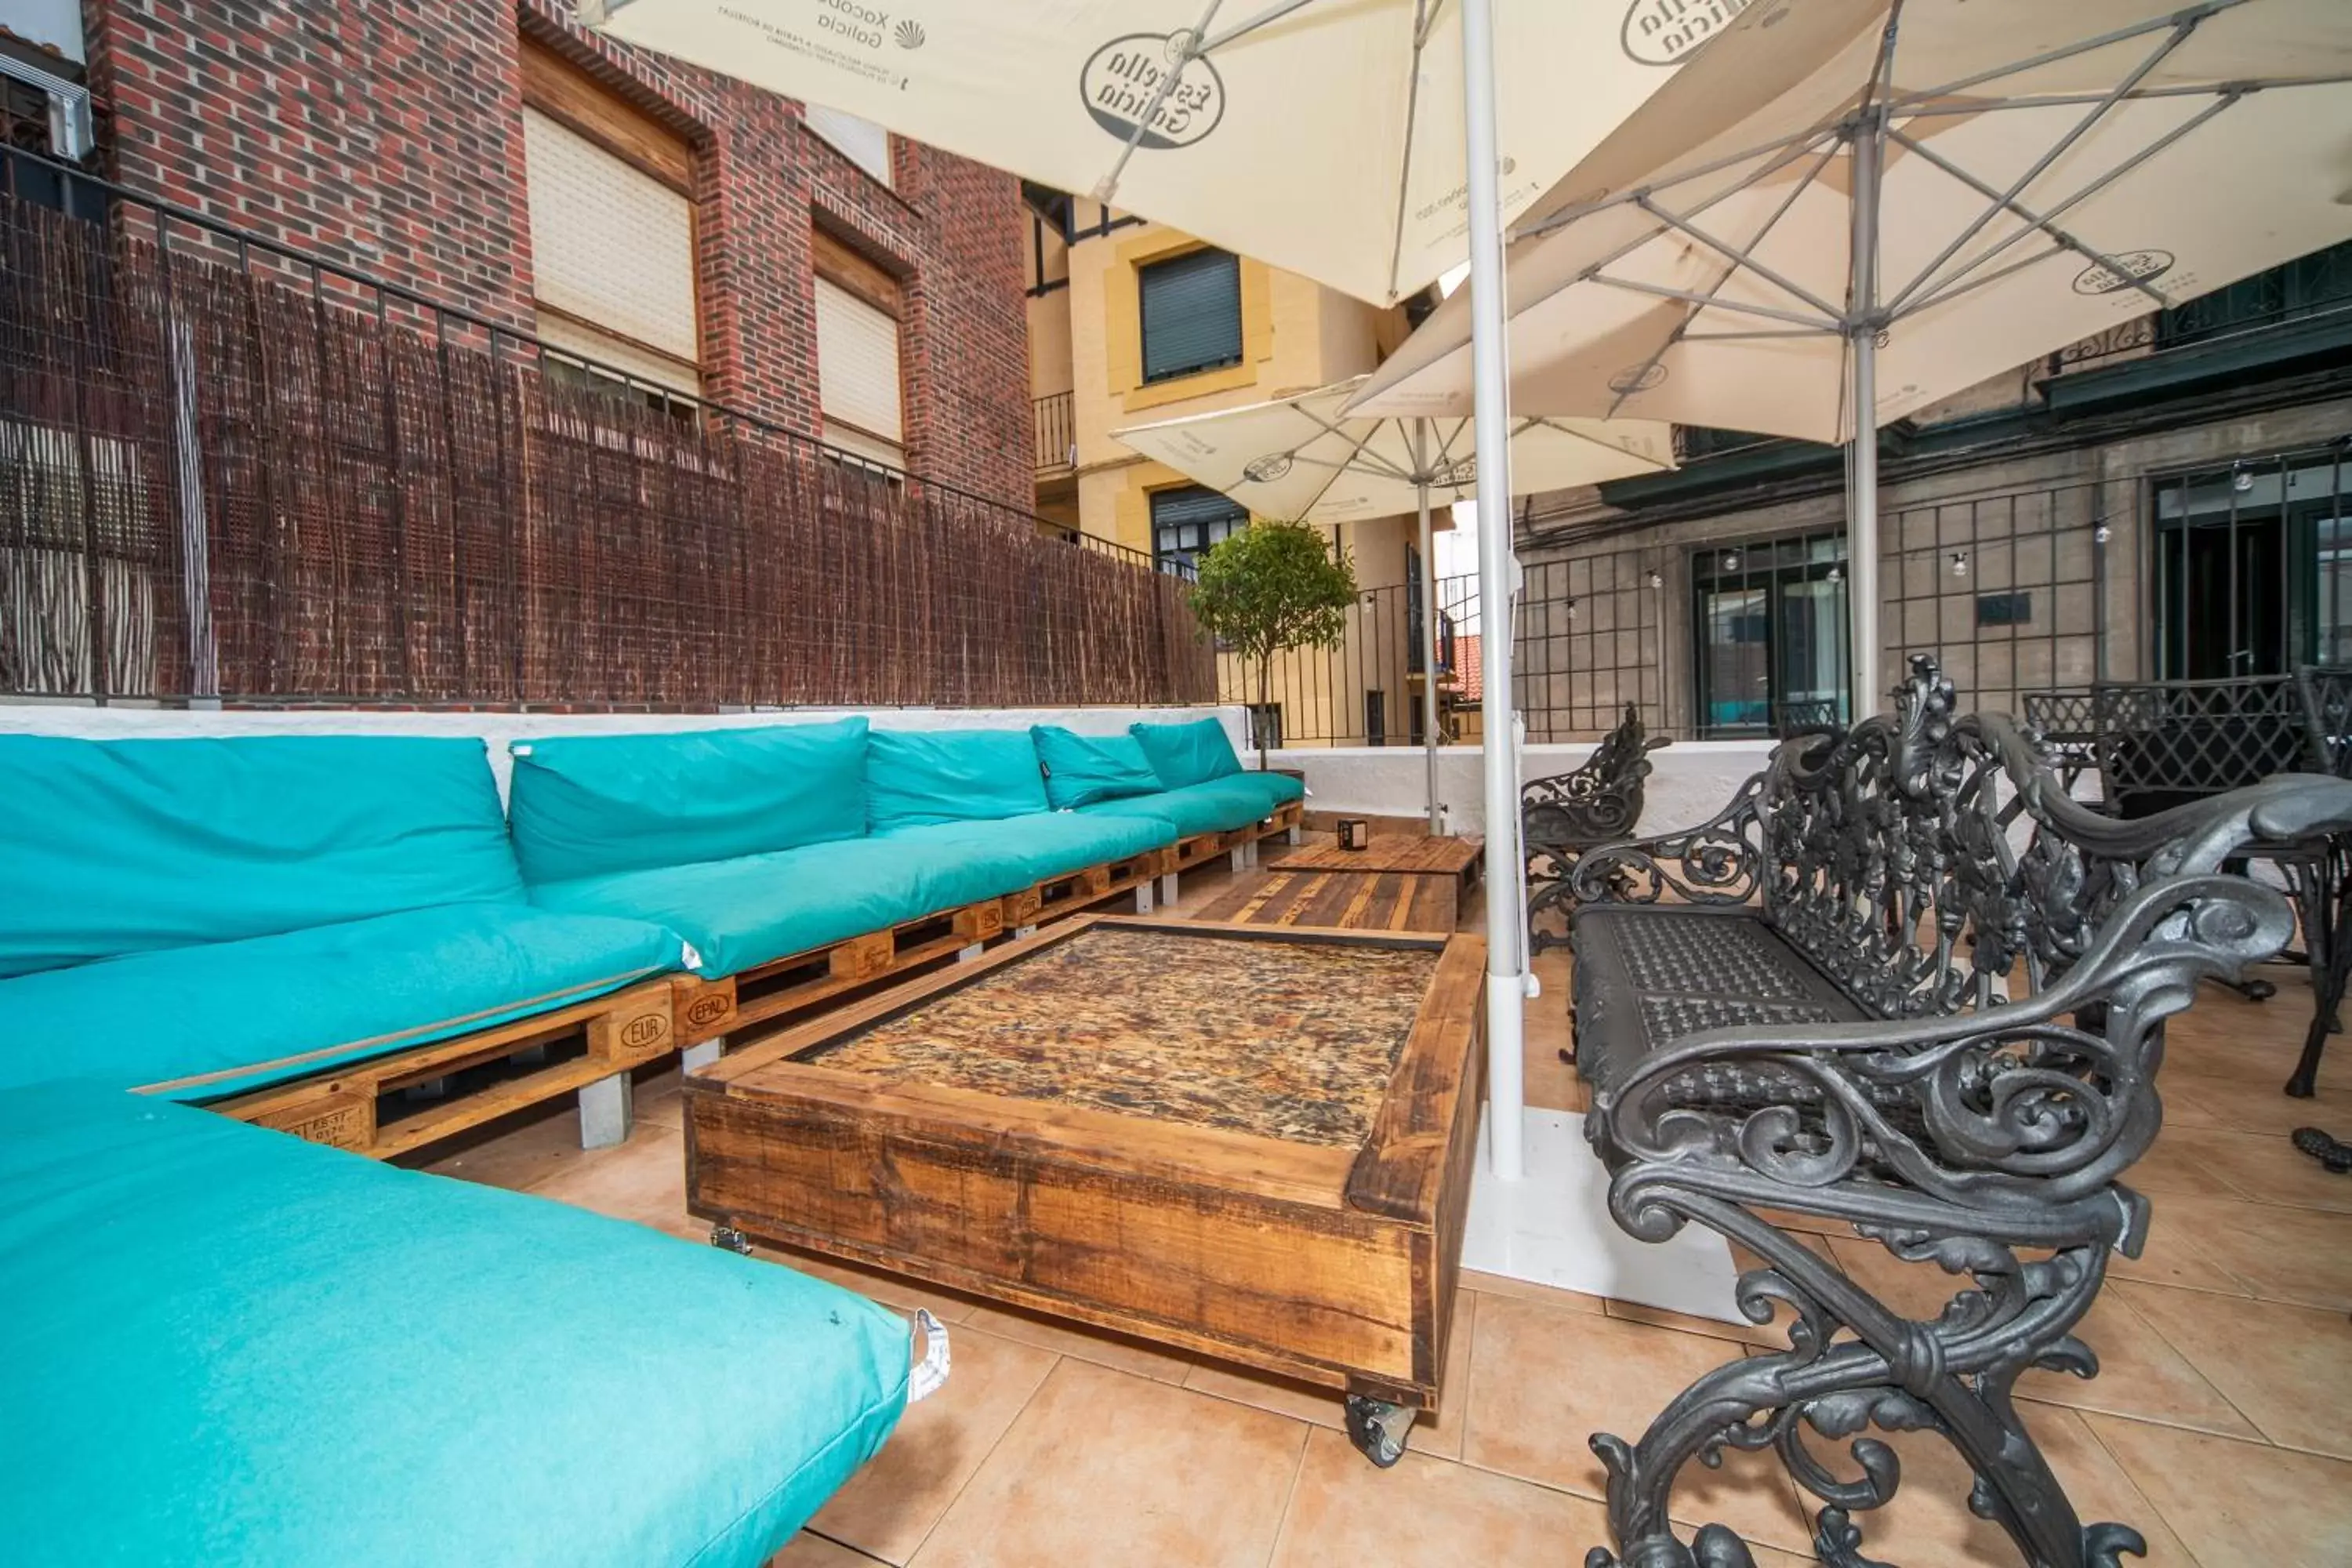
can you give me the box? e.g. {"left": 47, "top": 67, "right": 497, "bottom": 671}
{"left": 1562, "top": 657, "right": 2352, "bottom": 1568}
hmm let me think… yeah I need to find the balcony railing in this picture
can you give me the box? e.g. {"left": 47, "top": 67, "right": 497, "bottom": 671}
{"left": 2053, "top": 239, "right": 2352, "bottom": 373}
{"left": 1035, "top": 390, "right": 1074, "bottom": 476}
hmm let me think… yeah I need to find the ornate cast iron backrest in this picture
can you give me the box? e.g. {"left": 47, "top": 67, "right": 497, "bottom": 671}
{"left": 1523, "top": 702, "right": 1670, "bottom": 851}
{"left": 1577, "top": 656, "right": 2315, "bottom": 1021}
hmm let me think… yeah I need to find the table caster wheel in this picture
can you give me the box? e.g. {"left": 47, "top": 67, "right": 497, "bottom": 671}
{"left": 1345, "top": 1395, "right": 1415, "bottom": 1468}
{"left": 711, "top": 1224, "right": 753, "bottom": 1254}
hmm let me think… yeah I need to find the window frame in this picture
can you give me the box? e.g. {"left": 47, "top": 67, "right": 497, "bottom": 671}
{"left": 1150, "top": 484, "right": 1249, "bottom": 575}
{"left": 1138, "top": 248, "right": 1245, "bottom": 386}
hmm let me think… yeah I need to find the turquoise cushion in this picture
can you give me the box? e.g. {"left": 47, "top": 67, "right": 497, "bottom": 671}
{"left": 879, "top": 811, "right": 1171, "bottom": 889}
{"left": 866, "top": 728, "right": 1048, "bottom": 830}
{"left": 0, "top": 734, "right": 524, "bottom": 979}
{"left": 1079, "top": 779, "right": 1283, "bottom": 838}
{"left": 0, "top": 1082, "right": 907, "bottom": 1568}
{"left": 1032, "top": 726, "right": 1162, "bottom": 810}
{"left": 533, "top": 836, "right": 992, "bottom": 980}
{"left": 1130, "top": 717, "right": 1245, "bottom": 789}
{"left": 506, "top": 719, "right": 869, "bottom": 884}
{"left": 0, "top": 902, "right": 688, "bottom": 1100}
{"left": 1223, "top": 770, "right": 1307, "bottom": 812}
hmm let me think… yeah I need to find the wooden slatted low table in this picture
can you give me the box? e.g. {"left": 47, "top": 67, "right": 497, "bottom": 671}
{"left": 688, "top": 916, "right": 1485, "bottom": 1467}
{"left": 1194, "top": 867, "right": 1456, "bottom": 932}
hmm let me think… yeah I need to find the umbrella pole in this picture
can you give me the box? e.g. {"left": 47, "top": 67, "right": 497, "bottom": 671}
{"left": 1846, "top": 111, "right": 1884, "bottom": 717}
{"left": 1461, "top": 0, "right": 1525, "bottom": 1182}
{"left": 1414, "top": 423, "right": 1441, "bottom": 833}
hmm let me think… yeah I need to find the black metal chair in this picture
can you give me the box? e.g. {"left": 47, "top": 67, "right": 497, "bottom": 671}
{"left": 1523, "top": 703, "right": 1668, "bottom": 954}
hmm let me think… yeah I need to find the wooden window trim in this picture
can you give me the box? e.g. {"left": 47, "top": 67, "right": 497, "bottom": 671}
{"left": 812, "top": 224, "right": 903, "bottom": 318}
{"left": 520, "top": 38, "right": 692, "bottom": 194}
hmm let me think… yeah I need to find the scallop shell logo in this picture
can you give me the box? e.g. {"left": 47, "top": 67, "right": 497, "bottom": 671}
{"left": 1608, "top": 362, "right": 1668, "bottom": 395}
{"left": 895, "top": 19, "right": 925, "bottom": 49}
{"left": 1243, "top": 452, "right": 1294, "bottom": 484}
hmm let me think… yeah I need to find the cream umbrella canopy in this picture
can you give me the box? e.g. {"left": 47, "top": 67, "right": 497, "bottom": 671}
{"left": 575, "top": 0, "right": 1703, "bottom": 309}
{"left": 1352, "top": 0, "right": 2352, "bottom": 710}
{"left": 1114, "top": 377, "right": 1674, "bottom": 830}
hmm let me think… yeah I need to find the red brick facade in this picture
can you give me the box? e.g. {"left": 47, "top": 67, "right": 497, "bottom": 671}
{"left": 79, "top": 0, "right": 1036, "bottom": 511}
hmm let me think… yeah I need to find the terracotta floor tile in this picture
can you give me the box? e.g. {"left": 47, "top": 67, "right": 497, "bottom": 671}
{"left": 953, "top": 1301, "right": 1195, "bottom": 1385}
{"left": 517, "top": 1122, "right": 699, "bottom": 1240}
{"left": 2160, "top": 1063, "right": 2352, "bottom": 1139}
{"left": 2140, "top": 1193, "right": 2352, "bottom": 1311}
{"left": 2154, "top": 1125, "right": 2352, "bottom": 1214}
{"left": 411, "top": 1098, "right": 586, "bottom": 1192}
{"left": 909, "top": 1359, "right": 1306, "bottom": 1568}
{"left": 1606, "top": 1236, "right": 1838, "bottom": 1350}
{"left": 1268, "top": 1426, "right": 1612, "bottom": 1568}
{"left": 1788, "top": 1404, "right": 2194, "bottom": 1568}
{"left": 1462, "top": 1268, "right": 1609, "bottom": 1314}
{"left": 2086, "top": 1414, "right": 2352, "bottom": 1568}
{"left": 1461, "top": 1293, "right": 1813, "bottom": 1555}
{"left": 808, "top": 1322, "right": 1058, "bottom": 1566}
{"left": 2107, "top": 1203, "right": 2254, "bottom": 1298}
{"left": 2115, "top": 1282, "right": 2352, "bottom": 1459}
{"left": 1523, "top": 1030, "right": 1586, "bottom": 1114}
{"left": 632, "top": 1062, "right": 687, "bottom": 1131}
{"left": 1184, "top": 1290, "right": 1476, "bottom": 1462}
{"left": 771, "top": 1531, "right": 885, "bottom": 1567}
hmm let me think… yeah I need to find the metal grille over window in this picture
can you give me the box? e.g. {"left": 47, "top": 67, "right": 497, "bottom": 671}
{"left": 521, "top": 107, "right": 699, "bottom": 394}
{"left": 1151, "top": 485, "right": 1247, "bottom": 574}
{"left": 1139, "top": 249, "right": 1243, "bottom": 384}
{"left": 815, "top": 276, "right": 906, "bottom": 470}
{"left": 805, "top": 104, "right": 891, "bottom": 187}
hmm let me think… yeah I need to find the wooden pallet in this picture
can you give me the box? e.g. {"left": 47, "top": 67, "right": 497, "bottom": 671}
{"left": 197, "top": 977, "right": 677, "bottom": 1159}
{"left": 1166, "top": 799, "right": 1306, "bottom": 874}
{"left": 673, "top": 898, "right": 1006, "bottom": 1046}
{"left": 1005, "top": 845, "right": 1169, "bottom": 930}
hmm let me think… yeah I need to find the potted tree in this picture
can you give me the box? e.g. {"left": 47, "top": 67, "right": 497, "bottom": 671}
{"left": 1188, "top": 519, "right": 1359, "bottom": 771}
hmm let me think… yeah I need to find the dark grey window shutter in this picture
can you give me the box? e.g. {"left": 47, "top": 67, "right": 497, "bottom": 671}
{"left": 1139, "top": 249, "right": 1243, "bottom": 383}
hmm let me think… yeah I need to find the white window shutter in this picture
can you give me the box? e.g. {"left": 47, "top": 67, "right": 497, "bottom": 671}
{"left": 815, "top": 276, "right": 904, "bottom": 466}
{"left": 805, "top": 105, "right": 892, "bottom": 188}
{"left": 522, "top": 107, "right": 699, "bottom": 368}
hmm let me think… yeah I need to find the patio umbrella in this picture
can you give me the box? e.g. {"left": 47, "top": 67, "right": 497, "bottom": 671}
{"left": 1112, "top": 376, "right": 1674, "bottom": 830}
{"left": 1350, "top": 0, "right": 2352, "bottom": 710}
{"left": 579, "top": 0, "right": 1796, "bottom": 1185}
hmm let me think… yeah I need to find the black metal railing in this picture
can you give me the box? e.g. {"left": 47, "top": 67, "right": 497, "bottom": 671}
{"left": 0, "top": 144, "right": 1212, "bottom": 706}
{"left": 1034, "top": 390, "right": 1074, "bottom": 475}
{"left": 2053, "top": 239, "right": 2352, "bottom": 373}
{"left": 1217, "top": 572, "right": 1477, "bottom": 746}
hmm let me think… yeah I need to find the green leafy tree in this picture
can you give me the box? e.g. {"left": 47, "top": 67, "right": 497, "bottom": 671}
{"left": 1188, "top": 520, "right": 1359, "bottom": 769}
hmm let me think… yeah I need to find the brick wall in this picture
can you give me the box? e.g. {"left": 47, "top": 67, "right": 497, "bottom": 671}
{"left": 80, "top": 0, "right": 1036, "bottom": 511}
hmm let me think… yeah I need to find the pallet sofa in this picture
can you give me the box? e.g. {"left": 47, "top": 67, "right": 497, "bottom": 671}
{"left": 0, "top": 715, "right": 1299, "bottom": 1155}
{"left": 1562, "top": 659, "right": 2352, "bottom": 1568}
{"left": 514, "top": 717, "right": 1304, "bottom": 1054}
{"left": 0, "top": 734, "right": 690, "bottom": 1157}
{"left": 2, "top": 1079, "right": 921, "bottom": 1567}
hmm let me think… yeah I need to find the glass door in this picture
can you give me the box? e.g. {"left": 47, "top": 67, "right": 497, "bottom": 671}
{"left": 1692, "top": 533, "right": 1850, "bottom": 736}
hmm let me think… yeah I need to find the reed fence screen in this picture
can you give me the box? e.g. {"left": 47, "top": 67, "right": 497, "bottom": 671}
{"left": 0, "top": 194, "right": 1214, "bottom": 709}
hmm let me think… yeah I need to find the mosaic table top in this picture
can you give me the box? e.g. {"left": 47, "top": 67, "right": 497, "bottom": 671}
{"left": 799, "top": 925, "right": 1442, "bottom": 1148}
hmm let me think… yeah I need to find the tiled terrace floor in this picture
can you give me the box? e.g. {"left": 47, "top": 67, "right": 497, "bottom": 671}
{"left": 417, "top": 842, "right": 2352, "bottom": 1568}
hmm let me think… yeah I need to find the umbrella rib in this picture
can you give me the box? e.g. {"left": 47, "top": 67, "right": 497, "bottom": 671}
{"left": 1093, "top": 0, "right": 1230, "bottom": 203}
{"left": 1882, "top": 14, "right": 2201, "bottom": 315}
{"left": 1900, "top": 90, "right": 2243, "bottom": 318}
{"left": 1289, "top": 403, "right": 1424, "bottom": 484}
{"left": 1899, "top": 76, "right": 2352, "bottom": 116}
{"left": 1589, "top": 273, "right": 1837, "bottom": 331}
{"left": 1523, "top": 416, "right": 1675, "bottom": 473}
{"left": 1294, "top": 418, "right": 1397, "bottom": 517}
{"left": 1882, "top": 127, "right": 2178, "bottom": 312}
{"left": 1196, "top": 0, "right": 1323, "bottom": 53}
{"left": 1684, "top": 327, "right": 1839, "bottom": 341}
{"left": 1515, "top": 123, "right": 1829, "bottom": 241}
{"left": 1877, "top": 0, "right": 2252, "bottom": 112}
{"left": 1383, "top": 0, "right": 1435, "bottom": 306}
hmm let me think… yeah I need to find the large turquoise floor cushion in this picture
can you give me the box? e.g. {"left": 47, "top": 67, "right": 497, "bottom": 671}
{"left": 0, "top": 733, "right": 526, "bottom": 978}
{"left": 0, "top": 1083, "right": 908, "bottom": 1568}
{"left": 1078, "top": 778, "right": 1290, "bottom": 839}
{"left": 532, "top": 836, "right": 976, "bottom": 980}
{"left": 1031, "top": 725, "right": 1163, "bottom": 810}
{"left": 0, "top": 903, "right": 688, "bottom": 1100}
{"left": 507, "top": 718, "right": 870, "bottom": 884}
{"left": 879, "top": 811, "right": 1171, "bottom": 892}
{"left": 866, "top": 728, "right": 1051, "bottom": 829}
{"left": 1221, "top": 768, "right": 1307, "bottom": 814}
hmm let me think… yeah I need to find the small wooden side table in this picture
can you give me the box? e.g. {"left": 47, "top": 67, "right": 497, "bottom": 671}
{"left": 1200, "top": 835, "right": 1485, "bottom": 933}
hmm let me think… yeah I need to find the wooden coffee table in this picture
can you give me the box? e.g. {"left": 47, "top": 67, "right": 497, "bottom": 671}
{"left": 1219, "top": 833, "right": 1485, "bottom": 932}
{"left": 687, "top": 916, "right": 1485, "bottom": 1466}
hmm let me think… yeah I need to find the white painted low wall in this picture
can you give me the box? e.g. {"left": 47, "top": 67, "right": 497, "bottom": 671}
{"left": 1267, "top": 739, "right": 1777, "bottom": 838}
{"left": 0, "top": 700, "right": 1251, "bottom": 804}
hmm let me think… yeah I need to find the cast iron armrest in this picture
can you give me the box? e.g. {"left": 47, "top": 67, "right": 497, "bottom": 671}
{"left": 1565, "top": 771, "right": 1772, "bottom": 907}
{"left": 1591, "top": 870, "right": 2299, "bottom": 1241}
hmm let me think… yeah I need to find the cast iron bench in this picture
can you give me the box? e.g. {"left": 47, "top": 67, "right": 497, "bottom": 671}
{"left": 1524, "top": 702, "right": 1668, "bottom": 953}
{"left": 1563, "top": 656, "right": 2352, "bottom": 1568}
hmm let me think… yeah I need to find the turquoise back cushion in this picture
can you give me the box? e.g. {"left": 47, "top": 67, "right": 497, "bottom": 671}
{"left": 1130, "top": 717, "right": 1245, "bottom": 789}
{"left": 507, "top": 718, "right": 869, "bottom": 884}
{"left": 1032, "top": 726, "right": 1163, "bottom": 810}
{"left": 0, "top": 734, "right": 524, "bottom": 979}
{"left": 866, "top": 728, "right": 1049, "bottom": 830}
